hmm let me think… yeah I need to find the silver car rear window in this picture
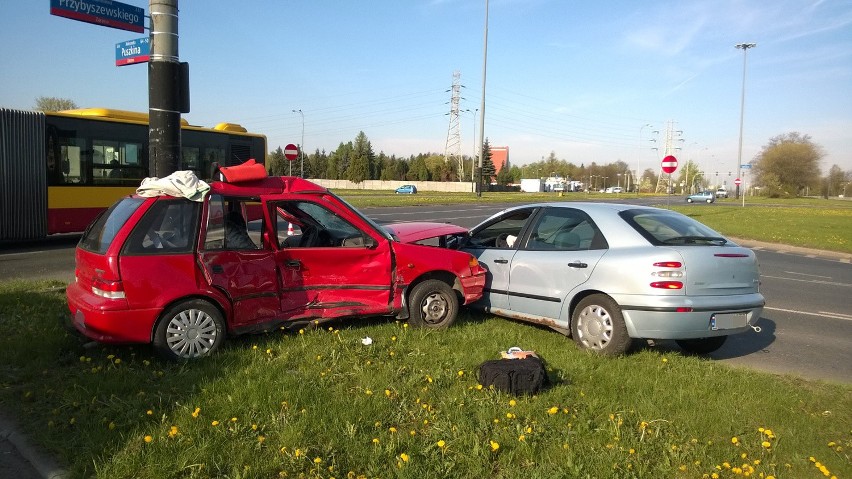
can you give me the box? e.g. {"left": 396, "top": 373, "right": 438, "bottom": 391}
{"left": 620, "top": 209, "right": 727, "bottom": 246}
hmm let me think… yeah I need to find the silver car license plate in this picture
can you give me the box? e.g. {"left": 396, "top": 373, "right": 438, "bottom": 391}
{"left": 710, "top": 313, "right": 748, "bottom": 330}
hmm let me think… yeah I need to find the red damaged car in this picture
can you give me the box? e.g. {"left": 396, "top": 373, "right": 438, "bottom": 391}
{"left": 67, "top": 168, "right": 486, "bottom": 360}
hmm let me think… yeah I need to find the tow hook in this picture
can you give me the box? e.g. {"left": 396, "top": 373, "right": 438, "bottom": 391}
{"left": 750, "top": 324, "right": 762, "bottom": 333}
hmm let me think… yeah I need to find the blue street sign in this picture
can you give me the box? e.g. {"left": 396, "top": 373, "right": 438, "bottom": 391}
{"left": 50, "top": 0, "right": 145, "bottom": 34}
{"left": 116, "top": 37, "right": 150, "bottom": 66}
{"left": 740, "top": 164, "right": 752, "bottom": 169}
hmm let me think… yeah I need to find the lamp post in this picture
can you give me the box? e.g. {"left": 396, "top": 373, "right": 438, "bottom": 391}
{"left": 476, "top": 0, "right": 489, "bottom": 197}
{"left": 292, "top": 109, "right": 304, "bottom": 178}
{"left": 735, "top": 42, "right": 756, "bottom": 201}
{"left": 637, "top": 123, "right": 652, "bottom": 194}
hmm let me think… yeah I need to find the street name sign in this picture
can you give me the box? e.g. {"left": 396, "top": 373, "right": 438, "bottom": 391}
{"left": 50, "top": 0, "right": 145, "bottom": 33}
{"left": 115, "top": 37, "right": 150, "bottom": 66}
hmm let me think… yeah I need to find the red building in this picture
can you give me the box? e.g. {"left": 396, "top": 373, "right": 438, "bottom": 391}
{"left": 491, "top": 146, "right": 509, "bottom": 182}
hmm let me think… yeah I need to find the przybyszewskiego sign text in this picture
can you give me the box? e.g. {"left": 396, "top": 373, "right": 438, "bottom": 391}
{"left": 50, "top": 0, "right": 145, "bottom": 33}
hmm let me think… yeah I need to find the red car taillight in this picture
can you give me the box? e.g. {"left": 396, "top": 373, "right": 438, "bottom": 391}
{"left": 92, "top": 278, "right": 126, "bottom": 299}
{"left": 650, "top": 281, "right": 683, "bottom": 289}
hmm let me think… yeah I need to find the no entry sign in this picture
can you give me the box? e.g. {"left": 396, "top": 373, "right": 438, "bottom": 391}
{"left": 661, "top": 155, "right": 678, "bottom": 174}
{"left": 284, "top": 144, "right": 299, "bottom": 161}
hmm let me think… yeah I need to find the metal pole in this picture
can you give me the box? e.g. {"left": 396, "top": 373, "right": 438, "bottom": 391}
{"left": 148, "top": 0, "right": 181, "bottom": 177}
{"left": 476, "top": 0, "right": 488, "bottom": 197}
{"left": 735, "top": 42, "right": 756, "bottom": 202}
{"left": 293, "top": 109, "right": 304, "bottom": 178}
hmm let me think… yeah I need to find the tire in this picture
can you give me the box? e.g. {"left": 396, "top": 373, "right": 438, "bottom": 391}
{"left": 687, "top": 198, "right": 694, "bottom": 203}
{"left": 706, "top": 199, "right": 713, "bottom": 203}
{"left": 153, "top": 299, "right": 225, "bottom": 361}
{"left": 407, "top": 279, "right": 459, "bottom": 329}
{"left": 676, "top": 336, "right": 727, "bottom": 355}
{"left": 571, "top": 294, "right": 631, "bottom": 355}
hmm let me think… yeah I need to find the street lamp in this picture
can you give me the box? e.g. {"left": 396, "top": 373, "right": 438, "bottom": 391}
{"left": 735, "top": 42, "right": 756, "bottom": 201}
{"left": 292, "top": 109, "right": 304, "bottom": 178}
{"left": 476, "top": 0, "right": 489, "bottom": 197}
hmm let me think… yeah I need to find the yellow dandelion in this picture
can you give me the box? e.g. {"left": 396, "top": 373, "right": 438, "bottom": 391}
{"left": 231, "top": 417, "right": 238, "bottom": 422}
{"left": 731, "top": 436, "right": 739, "bottom": 445}
{"left": 399, "top": 453, "right": 409, "bottom": 463}
{"left": 547, "top": 406, "right": 559, "bottom": 415}
{"left": 314, "top": 457, "right": 322, "bottom": 464}
{"left": 299, "top": 329, "right": 304, "bottom": 334}
{"left": 257, "top": 435, "right": 265, "bottom": 443}
{"left": 629, "top": 448, "right": 635, "bottom": 454}
{"left": 662, "top": 357, "right": 668, "bottom": 363}
{"left": 143, "top": 435, "right": 152, "bottom": 443}
{"left": 679, "top": 465, "right": 687, "bottom": 471}
{"left": 489, "top": 440, "right": 500, "bottom": 452}
{"left": 192, "top": 407, "right": 201, "bottom": 418}
{"left": 365, "top": 389, "right": 373, "bottom": 395}
{"left": 476, "top": 384, "right": 483, "bottom": 390}
{"left": 168, "top": 426, "right": 179, "bottom": 438}
{"left": 385, "top": 389, "right": 391, "bottom": 397}
{"left": 389, "top": 427, "right": 397, "bottom": 433}
{"left": 410, "top": 430, "right": 416, "bottom": 436}
{"left": 457, "top": 370, "right": 464, "bottom": 377}
{"left": 437, "top": 440, "right": 446, "bottom": 448}
{"left": 518, "top": 434, "right": 525, "bottom": 442}
{"left": 762, "top": 441, "right": 771, "bottom": 448}
{"left": 294, "top": 448, "right": 303, "bottom": 457}
{"left": 146, "top": 410, "right": 153, "bottom": 416}
{"left": 211, "top": 420, "right": 220, "bottom": 426}
{"left": 509, "top": 399, "right": 517, "bottom": 407}
{"left": 372, "top": 438, "right": 380, "bottom": 444}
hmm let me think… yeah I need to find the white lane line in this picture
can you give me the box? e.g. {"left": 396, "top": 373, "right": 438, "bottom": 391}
{"left": 783, "top": 271, "right": 833, "bottom": 279}
{"left": 761, "top": 274, "right": 851, "bottom": 288}
{"left": 765, "top": 306, "right": 852, "bottom": 321}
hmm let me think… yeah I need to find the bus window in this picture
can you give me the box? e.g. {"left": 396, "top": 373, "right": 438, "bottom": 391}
{"left": 182, "top": 147, "right": 200, "bottom": 172}
{"left": 62, "top": 141, "right": 85, "bottom": 184}
{"left": 94, "top": 140, "right": 143, "bottom": 184}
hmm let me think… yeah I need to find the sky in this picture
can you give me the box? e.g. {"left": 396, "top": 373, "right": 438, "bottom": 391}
{"left": 2, "top": 0, "right": 851, "bottom": 182}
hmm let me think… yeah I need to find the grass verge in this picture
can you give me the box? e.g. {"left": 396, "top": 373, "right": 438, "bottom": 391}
{"left": 0, "top": 280, "right": 849, "bottom": 478}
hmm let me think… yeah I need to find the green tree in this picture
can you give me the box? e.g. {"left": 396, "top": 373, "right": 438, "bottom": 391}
{"left": 480, "top": 138, "right": 495, "bottom": 184}
{"left": 753, "top": 132, "right": 824, "bottom": 197}
{"left": 407, "top": 155, "right": 429, "bottom": 181}
{"left": 34, "top": 96, "right": 77, "bottom": 111}
{"left": 267, "top": 146, "right": 287, "bottom": 176}
{"left": 347, "top": 132, "right": 374, "bottom": 183}
{"left": 305, "top": 148, "right": 327, "bottom": 179}
{"left": 824, "top": 165, "right": 849, "bottom": 197}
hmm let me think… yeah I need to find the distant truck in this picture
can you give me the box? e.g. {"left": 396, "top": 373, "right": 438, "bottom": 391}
{"left": 715, "top": 187, "right": 728, "bottom": 198}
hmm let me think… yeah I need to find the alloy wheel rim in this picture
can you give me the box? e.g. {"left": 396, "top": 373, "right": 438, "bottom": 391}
{"left": 166, "top": 309, "right": 218, "bottom": 358}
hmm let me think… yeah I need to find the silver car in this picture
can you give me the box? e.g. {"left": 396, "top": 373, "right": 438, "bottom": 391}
{"left": 459, "top": 203, "right": 764, "bottom": 355}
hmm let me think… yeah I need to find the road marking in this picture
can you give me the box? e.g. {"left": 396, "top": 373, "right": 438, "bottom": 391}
{"left": 765, "top": 306, "right": 852, "bottom": 321}
{"left": 761, "top": 274, "right": 851, "bottom": 288}
{"left": 783, "top": 271, "right": 832, "bottom": 279}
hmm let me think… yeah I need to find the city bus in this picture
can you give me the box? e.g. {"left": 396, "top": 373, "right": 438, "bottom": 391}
{"left": 0, "top": 108, "right": 266, "bottom": 241}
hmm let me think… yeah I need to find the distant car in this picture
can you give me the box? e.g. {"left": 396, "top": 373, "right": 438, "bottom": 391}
{"left": 715, "top": 188, "right": 728, "bottom": 199}
{"left": 67, "top": 169, "right": 485, "bottom": 360}
{"left": 687, "top": 191, "right": 716, "bottom": 203}
{"left": 395, "top": 184, "right": 417, "bottom": 194}
{"left": 455, "top": 203, "right": 764, "bottom": 355}
{"left": 604, "top": 187, "right": 623, "bottom": 193}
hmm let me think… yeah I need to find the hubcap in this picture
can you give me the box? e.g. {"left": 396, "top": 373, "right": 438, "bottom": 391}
{"left": 165, "top": 309, "right": 218, "bottom": 359}
{"left": 421, "top": 292, "right": 448, "bottom": 324}
{"left": 576, "top": 304, "right": 613, "bottom": 350}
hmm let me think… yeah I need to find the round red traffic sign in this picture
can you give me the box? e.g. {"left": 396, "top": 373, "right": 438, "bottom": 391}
{"left": 661, "top": 155, "right": 678, "bottom": 174}
{"left": 284, "top": 143, "right": 299, "bottom": 161}
{"left": 734, "top": 178, "right": 742, "bottom": 185}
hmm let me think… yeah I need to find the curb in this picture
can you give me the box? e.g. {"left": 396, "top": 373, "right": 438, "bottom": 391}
{"left": 0, "top": 413, "right": 68, "bottom": 479}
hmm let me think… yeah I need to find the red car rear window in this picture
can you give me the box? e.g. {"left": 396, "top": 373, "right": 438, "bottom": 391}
{"left": 79, "top": 198, "right": 145, "bottom": 254}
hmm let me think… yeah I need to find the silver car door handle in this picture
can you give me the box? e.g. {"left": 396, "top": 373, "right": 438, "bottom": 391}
{"left": 567, "top": 261, "right": 588, "bottom": 268}
{"left": 494, "top": 259, "right": 509, "bottom": 264}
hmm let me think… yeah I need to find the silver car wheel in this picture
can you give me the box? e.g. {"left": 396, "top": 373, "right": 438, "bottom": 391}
{"left": 571, "top": 294, "right": 631, "bottom": 355}
{"left": 575, "top": 303, "right": 614, "bottom": 350}
{"left": 165, "top": 308, "right": 219, "bottom": 359}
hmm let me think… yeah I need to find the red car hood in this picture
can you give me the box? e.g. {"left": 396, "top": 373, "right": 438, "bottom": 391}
{"left": 384, "top": 222, "right": 469, "bottom": 244}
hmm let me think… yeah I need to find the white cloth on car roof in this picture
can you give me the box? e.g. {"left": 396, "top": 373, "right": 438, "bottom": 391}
{"left": 136, "top": 170, "right": 210, "bottom": 202}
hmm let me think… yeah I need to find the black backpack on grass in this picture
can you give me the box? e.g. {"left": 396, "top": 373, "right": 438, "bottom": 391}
{"left": 478, "top": 356, "right": 549, "bottom": 395}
